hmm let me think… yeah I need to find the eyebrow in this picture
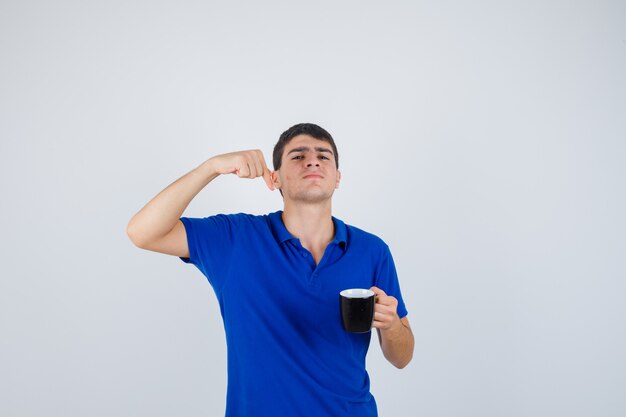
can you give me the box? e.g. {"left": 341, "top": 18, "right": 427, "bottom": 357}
{"left": 287, "top": 147, "right": 334, "bottom": 156}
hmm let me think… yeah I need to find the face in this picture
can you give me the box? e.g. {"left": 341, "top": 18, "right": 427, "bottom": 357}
{"left": 271, "top": 134, "right": 341, "bottom": 204}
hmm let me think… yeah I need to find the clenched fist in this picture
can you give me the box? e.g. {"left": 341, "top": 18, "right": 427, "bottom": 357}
{"left": 208, "top": 149, "right": 275, "bottom": 191}
{"left": 370, "top": 286, "right": 402, "bottom": 332}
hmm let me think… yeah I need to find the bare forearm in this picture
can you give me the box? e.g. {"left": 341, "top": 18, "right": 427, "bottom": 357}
{"left": 378, "top": 319, "right": 414, "bottom": 369}
{"left": 370, "top": 288, "right": 414, "bottom": 369}
{"left": 127, "top": 159, "right": 218, "bottom": 247}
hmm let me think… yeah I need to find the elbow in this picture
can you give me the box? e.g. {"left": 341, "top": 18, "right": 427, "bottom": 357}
{"left": 387, "top": 339, "right": 414, "bottom": 369}
{"left": 126, "top": 220, "right": 147, "bottom": 249}
{"left": 393, "top": 353, "right": 413, "bottom": 370}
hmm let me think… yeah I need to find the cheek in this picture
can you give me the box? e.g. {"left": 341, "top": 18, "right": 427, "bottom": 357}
{"left": 283, "top": 170, "right": 299, "bottom": 182}
{"left": 277, "top": 173, "right": 295, "bottom": 188}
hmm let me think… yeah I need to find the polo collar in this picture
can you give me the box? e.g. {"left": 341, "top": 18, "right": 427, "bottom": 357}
{"left": 268, "top": 210, "right": 347, "bottom": 249}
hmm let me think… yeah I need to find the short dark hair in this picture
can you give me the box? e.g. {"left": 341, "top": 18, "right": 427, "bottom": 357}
{"left": 272, "top": 123, "right": 339, "bottom": 171}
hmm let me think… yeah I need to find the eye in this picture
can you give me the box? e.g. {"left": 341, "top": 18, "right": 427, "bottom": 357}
{"left": 319, "top": 155, "right": 329, "bottom": 160}
{"left": 292, "top": 155, "right": 304, "bottom": 160}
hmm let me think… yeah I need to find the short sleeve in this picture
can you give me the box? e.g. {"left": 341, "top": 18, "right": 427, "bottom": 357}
{"left": 179, "top": 214, "right": 238, "bottom": 291}
{"left": 374, "top": 245, "right": 408, "bottom": 319}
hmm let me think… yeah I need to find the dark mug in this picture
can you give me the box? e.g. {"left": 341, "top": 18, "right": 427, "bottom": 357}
{"left": 340, "top": 289, "right": 376, "bottom": 333}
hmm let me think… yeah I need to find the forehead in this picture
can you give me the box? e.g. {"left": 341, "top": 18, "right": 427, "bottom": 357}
{"left": 284, "top": 134, "right": 331, "bottom": 151}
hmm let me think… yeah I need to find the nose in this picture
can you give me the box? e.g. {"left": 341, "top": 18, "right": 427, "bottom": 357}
{"left": 305, "top": 155, "right": 320, "bottom": 167}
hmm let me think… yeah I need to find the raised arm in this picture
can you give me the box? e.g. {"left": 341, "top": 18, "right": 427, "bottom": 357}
{"left": 126, "top": 150, "right": 274, "bottom": 257}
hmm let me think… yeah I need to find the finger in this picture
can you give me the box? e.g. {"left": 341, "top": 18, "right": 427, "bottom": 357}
{"left": 371, "top": 319, "right": 385, "bottom": 329}
{"left": 374, "top": 311, "right": 397, "bottom": 327}
{"left": 251, "top": 154, "right": 263, "bottom": 179}
{"left": 374, "top": 311, "right": 387, "bottom": 322}
{"left": 374, "top": 294, "right": 388, "bottom": 305}
{"left": 245, "top": 157, "right": 258, "bottom": 178}
{"left": 375, "top": 295, "right": 397, "bottom": 308}
{"left": 370, "top": 286, "right": 387, "bottom": 297}
{"left": 259, "top": 153, "right": 275, "bottom": 190}
{"left": 374, "top": 304, "right": 393, "bottom": 314}
{"left": 263, "top": 168, "right": 274, "bottom": 191}
{"left": 374, "top": 304, "right": 392, "bottom": 317}
{"left": 237, "top": 163, "right": 250, "bottom": 178}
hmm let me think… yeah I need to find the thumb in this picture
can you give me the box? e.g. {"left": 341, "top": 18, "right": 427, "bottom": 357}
{"left": 370, "top": 286, "right": 386, "bottom": 297}
{"left": 262, "top": 167, "right": 275, "bottom": 191}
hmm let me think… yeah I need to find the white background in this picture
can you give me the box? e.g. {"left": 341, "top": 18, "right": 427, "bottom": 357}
{"left": 1, "top": 1, "right": 625, "bottom": 416}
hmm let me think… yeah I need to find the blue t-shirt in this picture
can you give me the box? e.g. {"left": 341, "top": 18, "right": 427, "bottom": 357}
{"left": 180, "top": 211, "right": 408, "bottom": 417}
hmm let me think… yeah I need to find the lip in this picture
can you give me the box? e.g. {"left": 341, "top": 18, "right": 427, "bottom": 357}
{"left": 303, "top": 174, "right": 324, "bottom": 179}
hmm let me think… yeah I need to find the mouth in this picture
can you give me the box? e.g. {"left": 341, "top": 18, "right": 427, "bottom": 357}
{"left": 303, "top": 174, "right": 323, "bottom": 179}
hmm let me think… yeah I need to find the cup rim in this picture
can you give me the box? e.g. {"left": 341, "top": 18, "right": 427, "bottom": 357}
{"left": 340, "top": 288, "right": 375, "bottom": 298}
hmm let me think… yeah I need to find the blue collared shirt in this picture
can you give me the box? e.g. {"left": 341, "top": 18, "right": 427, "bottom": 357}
{"left": 180, "top": 211, "right": 408, "bottom": 417}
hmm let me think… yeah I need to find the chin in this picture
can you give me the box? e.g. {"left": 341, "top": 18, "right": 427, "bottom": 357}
{"left": 289, "top": 189, "right": 334, "bottom": 203}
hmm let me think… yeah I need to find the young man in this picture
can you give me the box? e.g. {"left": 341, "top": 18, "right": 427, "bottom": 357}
{"left": 127, "top": 123, "right": 414, "bottom": 417}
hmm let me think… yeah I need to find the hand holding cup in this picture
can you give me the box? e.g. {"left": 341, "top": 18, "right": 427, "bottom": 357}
{"left": 369, "top": 286, "right": 401, "bottom": 332}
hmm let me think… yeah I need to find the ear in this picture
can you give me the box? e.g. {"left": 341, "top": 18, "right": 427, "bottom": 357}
{"left": 270, "top": 170, "right": 281, "bottom": 189}
{"left": 335, "top": 170, "right": 341, "bottom": 189}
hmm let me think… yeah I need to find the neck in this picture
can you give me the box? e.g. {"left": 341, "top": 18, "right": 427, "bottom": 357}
{"left": 281, "top": 200, "right": 334, "bottom": 250}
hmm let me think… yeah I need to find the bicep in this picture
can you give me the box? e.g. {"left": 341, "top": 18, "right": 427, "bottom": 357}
{"left": 141, "top": 220, "right": 189, "bottom": 258}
